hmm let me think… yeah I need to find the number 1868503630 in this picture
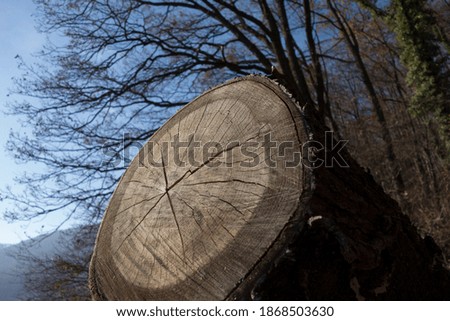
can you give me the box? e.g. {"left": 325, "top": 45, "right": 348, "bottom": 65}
{"left": 259, "top": 306, "right": 334, "bottom": 317}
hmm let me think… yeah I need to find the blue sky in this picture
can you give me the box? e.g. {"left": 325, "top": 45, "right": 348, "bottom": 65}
{"left": 0, "top": 0, "right": 61, "bottom": 244}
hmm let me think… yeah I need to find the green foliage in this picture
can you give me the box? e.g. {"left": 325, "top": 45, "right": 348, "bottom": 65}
{"left": 387, "top": 0, "right": 445, "bottom": 117}
{"left": 357, "top": 0, "right": 449, "bottom": 153}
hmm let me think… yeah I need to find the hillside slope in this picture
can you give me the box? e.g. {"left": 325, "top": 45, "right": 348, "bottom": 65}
{"left": 0, "top": 227, "right": 90, "bottom": 300}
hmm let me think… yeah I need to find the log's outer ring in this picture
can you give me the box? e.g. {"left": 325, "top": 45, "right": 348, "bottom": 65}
{"left": 89, "top": 75, "right": 309, "bottom": 300}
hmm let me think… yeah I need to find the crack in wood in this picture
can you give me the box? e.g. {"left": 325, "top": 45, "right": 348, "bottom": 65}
{"left": 171, "top": 191, "right": 204, "bottom": 231}
{"left": 113, "top": 193, "right": 166, "bottom": 254}
{"left": 195, "top": 192, "right": 250, "bottom": 224}
{"left": 116, "top": 193, "right": 165, "bottom": 215}
{"left": 128, "top": 180, "right": 163, "bottom": 191}
{"left": 161, "top": 144, "right": 186, "bottom": 260}
{"left": 166, "top": 191, "right": 186, "bottom": 259}
{"left": 182, "top": 178, "right": 269, "bottom": 189}
{"left": 168, "top": 132, "right": 263, "bottom": 190}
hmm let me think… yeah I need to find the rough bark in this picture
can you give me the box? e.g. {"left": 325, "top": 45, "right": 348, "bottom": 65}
{"left": 89, "top": 75, "right": 450, "bottom": 300}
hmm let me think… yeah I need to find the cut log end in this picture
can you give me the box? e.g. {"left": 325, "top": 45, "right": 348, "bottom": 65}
{"left": 89, "top": 76, "right": 308, "bottom": 300}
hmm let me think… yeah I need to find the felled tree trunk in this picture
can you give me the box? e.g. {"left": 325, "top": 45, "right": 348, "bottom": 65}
{"left": 89, "top": 75, "right": 450, "bottom": 300}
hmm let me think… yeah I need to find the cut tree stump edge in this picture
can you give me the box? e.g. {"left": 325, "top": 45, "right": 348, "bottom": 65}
{"left": 89, "top": 75, "right": 311, "bottom": 300}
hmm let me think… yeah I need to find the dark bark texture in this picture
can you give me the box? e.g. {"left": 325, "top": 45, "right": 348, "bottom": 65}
{"left": 245, "top": 134, "right": 450, "bottom": 300}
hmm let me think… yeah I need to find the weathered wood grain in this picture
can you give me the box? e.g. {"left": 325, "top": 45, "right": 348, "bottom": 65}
{"left": 89, "top": 76, "right": 308, "bottom": 300}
